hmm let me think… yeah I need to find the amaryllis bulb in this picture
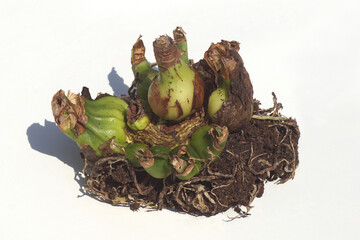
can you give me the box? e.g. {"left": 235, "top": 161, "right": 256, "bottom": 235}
{"left": 148, "top": 35, "right": 204, "bottom": 121}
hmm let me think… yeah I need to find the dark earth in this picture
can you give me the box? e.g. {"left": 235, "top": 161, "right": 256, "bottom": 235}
{"left": 79, "top": 98, "right": 300, "bottom": 217}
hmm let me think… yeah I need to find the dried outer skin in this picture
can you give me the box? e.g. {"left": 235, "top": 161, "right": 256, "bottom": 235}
{"left": 125, "top": 143, "right": 148, "bottom": 168}
{"left": 126, "top": 100, "right": 150, "bottom": 131}
{"left": 193, "top": 59, "right": 217, "bottom": 109}
{"left": 173, "top": 26, "right": 189, "bottom": 64}
{"left": 126, "top": 109, "right": 206, "bottom": 150}
{"left": 203, "top": 40, "right": 253, "bottom": 132}
{"left": 153, "top": 35, "right": 180, "bottom": 72}
{"left": 170, "top": 145, "right": 202, "bottom": 180}
{"left": 215, "top": 49, "right": 253, "bottom": 132}
{"left": 52, "top": 90, "right": 88, "bottom": 137}
{"left": 131, "top": 35, "right": 146, "bottom": 66}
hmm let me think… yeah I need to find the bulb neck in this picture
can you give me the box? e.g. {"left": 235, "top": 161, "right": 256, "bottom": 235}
{"left": 153, "top": 35, "right": 180, "bottom": 72}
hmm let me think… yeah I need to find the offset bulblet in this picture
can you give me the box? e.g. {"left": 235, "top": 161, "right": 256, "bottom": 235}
{"left": 190, "top": 125, "right": 229, "bottom": 162}
{"left": 135, "top": 145, "right": 172, "bottom": 179}
{"left": 204, "top": 40, "right": 253, "bottom": 132}
{"left": 51, "top": 89, "right": 128, "bottom": 156}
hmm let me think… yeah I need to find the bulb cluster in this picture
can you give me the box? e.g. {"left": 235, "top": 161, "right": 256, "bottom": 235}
{"left": 51, "top": 27, "right": 254, "bottom": 180}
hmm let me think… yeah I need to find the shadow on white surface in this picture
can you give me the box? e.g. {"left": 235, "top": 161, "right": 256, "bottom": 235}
{"left": 108, "top": 67, "right": 129, "bottom": 96}
{"left": 26, "top": 67, "right": 129, "bottom": 174}
{"left": 25, "top": 68, "right": 131, "bottom": 197}
{"left": 27, "top": 120, "right": 83, "bottom": 173}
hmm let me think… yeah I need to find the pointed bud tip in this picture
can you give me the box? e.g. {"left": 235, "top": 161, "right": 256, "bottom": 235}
{"left": 173, "top": 26, "right": 186, "bottom": 43}
{"left": 131, "top": 35, "right": 146, "bottom": 66}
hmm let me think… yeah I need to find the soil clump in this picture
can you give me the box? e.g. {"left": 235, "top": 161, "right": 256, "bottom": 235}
{"left": 80, "top": 98, "right": 300, "bottom": 217}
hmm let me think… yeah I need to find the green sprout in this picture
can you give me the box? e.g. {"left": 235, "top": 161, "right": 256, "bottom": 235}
{"left": 130, "top": 36, "right": 158, "bottom": 109}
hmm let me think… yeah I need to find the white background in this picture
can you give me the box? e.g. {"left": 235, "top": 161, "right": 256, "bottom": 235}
{"left": 1, "top": 0, "right": 359, "bottom": 239}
